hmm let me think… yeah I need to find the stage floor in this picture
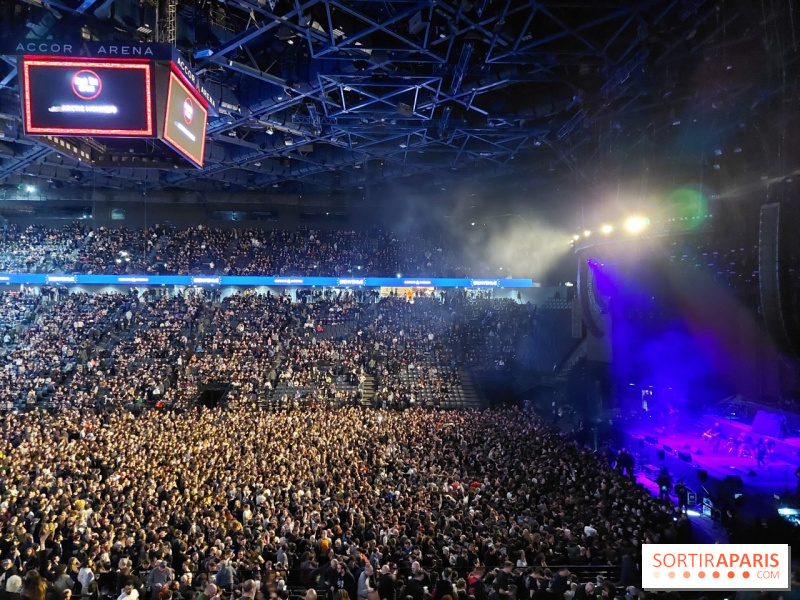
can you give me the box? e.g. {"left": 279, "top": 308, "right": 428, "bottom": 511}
{"left": 627, "top": 414, "right": 799, "bottom": 497}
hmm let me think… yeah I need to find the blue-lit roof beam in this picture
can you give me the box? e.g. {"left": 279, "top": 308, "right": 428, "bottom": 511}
{"left": 196, "top": 0, "right": 326, "bottom": 70}
{"left": 313, "top": 0, "right": 445, "bottom": 63}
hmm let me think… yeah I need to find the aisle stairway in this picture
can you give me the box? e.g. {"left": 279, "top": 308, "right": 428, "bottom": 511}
{"left": 361, "top": 373, "right": 376, "bottom": 406}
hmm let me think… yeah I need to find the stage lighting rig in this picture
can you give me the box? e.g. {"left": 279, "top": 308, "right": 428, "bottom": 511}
{"left": 624, "top": 216, "right": 650, "bottom": 234}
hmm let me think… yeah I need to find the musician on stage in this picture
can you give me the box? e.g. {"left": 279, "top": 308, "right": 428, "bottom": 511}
{"left": 756, "top": 438, "right": 768, "bottom": 469}
{"left": 703, "top": 421, "right": 722, "bottom": 452}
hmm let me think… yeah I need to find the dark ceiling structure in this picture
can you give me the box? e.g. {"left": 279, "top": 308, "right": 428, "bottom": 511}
{"left": 0, "top": 0, "right": 797, "bottom": 199}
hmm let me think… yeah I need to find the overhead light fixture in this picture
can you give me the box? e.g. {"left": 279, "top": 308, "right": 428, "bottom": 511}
{"left": 600, "top": 224, "right": 613, "bottom": 235}
{"left": 277, "top": 26, "right": 293, "bottom": 41}
{"left": 572, "top": 234, "right": 580, "bottom": 241}
{"left": 583, "top": 230, "right": 591, "bottom": 237}
{"left": 625, "top": 216, "right": 650, "bottom": 234}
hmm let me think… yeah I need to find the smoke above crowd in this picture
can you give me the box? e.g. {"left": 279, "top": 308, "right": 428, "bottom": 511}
{"left": 380, "top": 186, "right": 574, "bottom": 282}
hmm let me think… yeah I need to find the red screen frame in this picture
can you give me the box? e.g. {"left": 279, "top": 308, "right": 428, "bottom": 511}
{"left": 22, "top": 58, "right": 154, "bottom": 136}
{"left": 162, "top": 71, "right": 208, "bottom": 168}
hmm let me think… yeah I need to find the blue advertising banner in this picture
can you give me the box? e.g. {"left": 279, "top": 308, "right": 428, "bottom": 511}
{"left": 0, "top": 274, "right": 534, "bottom": 288}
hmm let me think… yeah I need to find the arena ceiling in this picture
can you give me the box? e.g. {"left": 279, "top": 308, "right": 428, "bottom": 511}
{"left": 0, "top": 0, "right": 797, "bottom": 198}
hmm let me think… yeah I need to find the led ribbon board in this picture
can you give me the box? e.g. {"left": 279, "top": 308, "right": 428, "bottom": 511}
{"left": 22, "top": 58, "right": 153, "bottom": 136}
{"left": 162, "top": 71, "right": 208, "bottom": 167}
{"left": 0, "top": 274, "right": 535, "bottom": 288}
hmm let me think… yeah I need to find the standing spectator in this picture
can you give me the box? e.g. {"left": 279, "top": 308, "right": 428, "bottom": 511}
{"left": 21, "top": 572, "right": 46, "bottom": 600}
{"left": 492, "top": 563, "right": 514, "bottom": 600}
{"left": 147, "top": 562, "right": 172, "bottom": 600}
{"left": 402, "top": 572, "right": 426, "bottom": 600}
{"left": 357, "top": 564, "right": 374, "bottom": 600}
{"left": 377, "top": 566, "right": 396, "bottom": 600}
{"left": 433, "top": 569, "right": 453, "bottom": 600}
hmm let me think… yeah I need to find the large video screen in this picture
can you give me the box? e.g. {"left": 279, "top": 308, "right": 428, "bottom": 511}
{"left": 162, "top": 71, "right": 207, "bottom": 168}
{"left": 22, "top": 59, "right": 153, "bottom": 136}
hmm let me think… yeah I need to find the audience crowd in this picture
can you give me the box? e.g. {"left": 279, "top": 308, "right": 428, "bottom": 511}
{"left": 0, "top": 402, "right": 691, "bottom": 600}
{"left": 0, "top": 224, "right": 512, "bottom": 279}
{"left": 0, "top": 286, "right": 555, "bottom": 413}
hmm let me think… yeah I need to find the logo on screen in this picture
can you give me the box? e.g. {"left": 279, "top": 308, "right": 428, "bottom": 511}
{"left": 71, "top": 70, "right": 102, "bottom": 100}
{"left": 182, "top": 97, "right": 194, "bottom": 125}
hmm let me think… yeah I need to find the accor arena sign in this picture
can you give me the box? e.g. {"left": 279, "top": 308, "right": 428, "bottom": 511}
{"left": 2, "top": 40, "right": 173, "bottom": 60}
{"left": 3, "top": 40, "right": 219, "bottom": 116}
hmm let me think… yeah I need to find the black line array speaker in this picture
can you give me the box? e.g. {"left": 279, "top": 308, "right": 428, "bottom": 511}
{"left": 759, "top": 200, "right": 800, "bottom": 356}
{"left": 578, "top": 258, "right": 605, "bottom": 338}
{"left": 759, "top": 203, "right": 790, "bottom": 350}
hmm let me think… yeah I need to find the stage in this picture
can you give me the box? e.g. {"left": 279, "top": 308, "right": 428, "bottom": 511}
{"left": 625, "top": 410, "right": 800, "bottom": 501}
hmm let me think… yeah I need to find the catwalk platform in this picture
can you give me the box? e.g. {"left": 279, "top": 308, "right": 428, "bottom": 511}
{"left": 625, "top": 411, "right": 800, "bottom": 500}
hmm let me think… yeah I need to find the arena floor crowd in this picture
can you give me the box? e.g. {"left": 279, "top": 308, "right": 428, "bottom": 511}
{"left": 0, "top": 403, "right": 690, "bottom": 600}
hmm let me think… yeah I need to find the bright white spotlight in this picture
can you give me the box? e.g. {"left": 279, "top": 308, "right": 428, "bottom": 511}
{"left": 600, "top": 224, "right": 613, "bottom": 235}
{"left": 625, "top": 216, "right": 649, "bottom": 234}
{"left": 583, "top": 230, "right": 591, "bottom": 238}
{"left": 25, "top": 185, "right": 36, "bottom": 193}
{"left": 572, "top": 234, "right": 580, "bottom": 241}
